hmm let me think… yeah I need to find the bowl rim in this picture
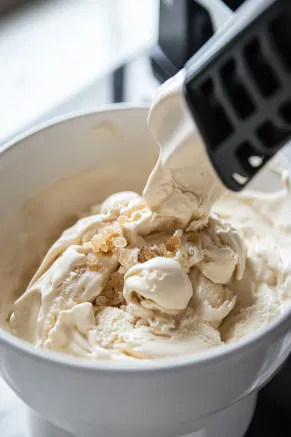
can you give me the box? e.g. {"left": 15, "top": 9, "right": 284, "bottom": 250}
{"left": 0, "top": 104, "right": 291, "bottom": 373}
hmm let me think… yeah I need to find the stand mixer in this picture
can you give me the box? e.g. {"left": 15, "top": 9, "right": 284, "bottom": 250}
{"left": 1, "top": 1, "right": 291, "bottom": 437}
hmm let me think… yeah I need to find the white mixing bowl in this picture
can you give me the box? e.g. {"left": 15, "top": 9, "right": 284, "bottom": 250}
{"left": 0, "top": 106, "right": 290, "bottom": 437}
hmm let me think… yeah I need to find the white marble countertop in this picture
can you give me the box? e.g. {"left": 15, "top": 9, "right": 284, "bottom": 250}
{"left": 0, "top": 378, "right": 27, "bottom": 437}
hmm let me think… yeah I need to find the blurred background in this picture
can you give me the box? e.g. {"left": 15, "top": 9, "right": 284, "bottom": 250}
{"left": 0, "top": 0, "right": 248, "bottom": 147}
{"left": 0, "top": 1, "right": 290, "bottom": 436}
{"left": 0, "top": 0, "right": 159, "bottom": 146}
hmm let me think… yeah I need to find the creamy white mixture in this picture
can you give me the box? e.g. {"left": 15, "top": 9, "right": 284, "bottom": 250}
{"left": 9, "top": 70, "right": 291, "bottom": 360}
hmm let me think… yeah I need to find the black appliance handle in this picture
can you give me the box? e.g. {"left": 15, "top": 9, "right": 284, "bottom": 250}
{"left": 184, "top": 0, "right": 291, "bottom": 191}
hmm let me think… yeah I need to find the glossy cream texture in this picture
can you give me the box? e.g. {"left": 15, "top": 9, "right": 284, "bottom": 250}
{"left": 9, "top": 72, "right": 291, "bottom": 360}
{"left": 143, "top": 70, "right": 227, "bottom": 227}
{"left": 10, "top": 191, "right": 246, "bottom": 359}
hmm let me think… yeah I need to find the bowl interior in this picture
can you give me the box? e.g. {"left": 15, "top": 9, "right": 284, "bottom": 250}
{"left": 0, "top": 106, "right": 157, "bottom": 326}
{"left": 0, "top": 105, "right": 290, "bottom": 370}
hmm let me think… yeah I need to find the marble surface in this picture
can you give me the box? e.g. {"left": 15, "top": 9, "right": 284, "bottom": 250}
{"left": 0, "top": 378, "right": 74, "bottom": 437}
{"left": 0, "top": 378, "right": 27, "bottom": 437}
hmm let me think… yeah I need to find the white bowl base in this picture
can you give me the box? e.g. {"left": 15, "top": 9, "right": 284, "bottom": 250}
{"left": 27, "top": 394, "right": 257, "bottom": 437}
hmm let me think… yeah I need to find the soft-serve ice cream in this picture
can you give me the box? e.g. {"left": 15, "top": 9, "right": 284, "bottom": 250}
{"left": 9, "top": 70, "right": 291, "bottom": 360}
{"left": 123, "top": 257, "right": 193, "bottom": 315}
{"left": 143, "top": 70, "right": 227, "bottom": 227}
